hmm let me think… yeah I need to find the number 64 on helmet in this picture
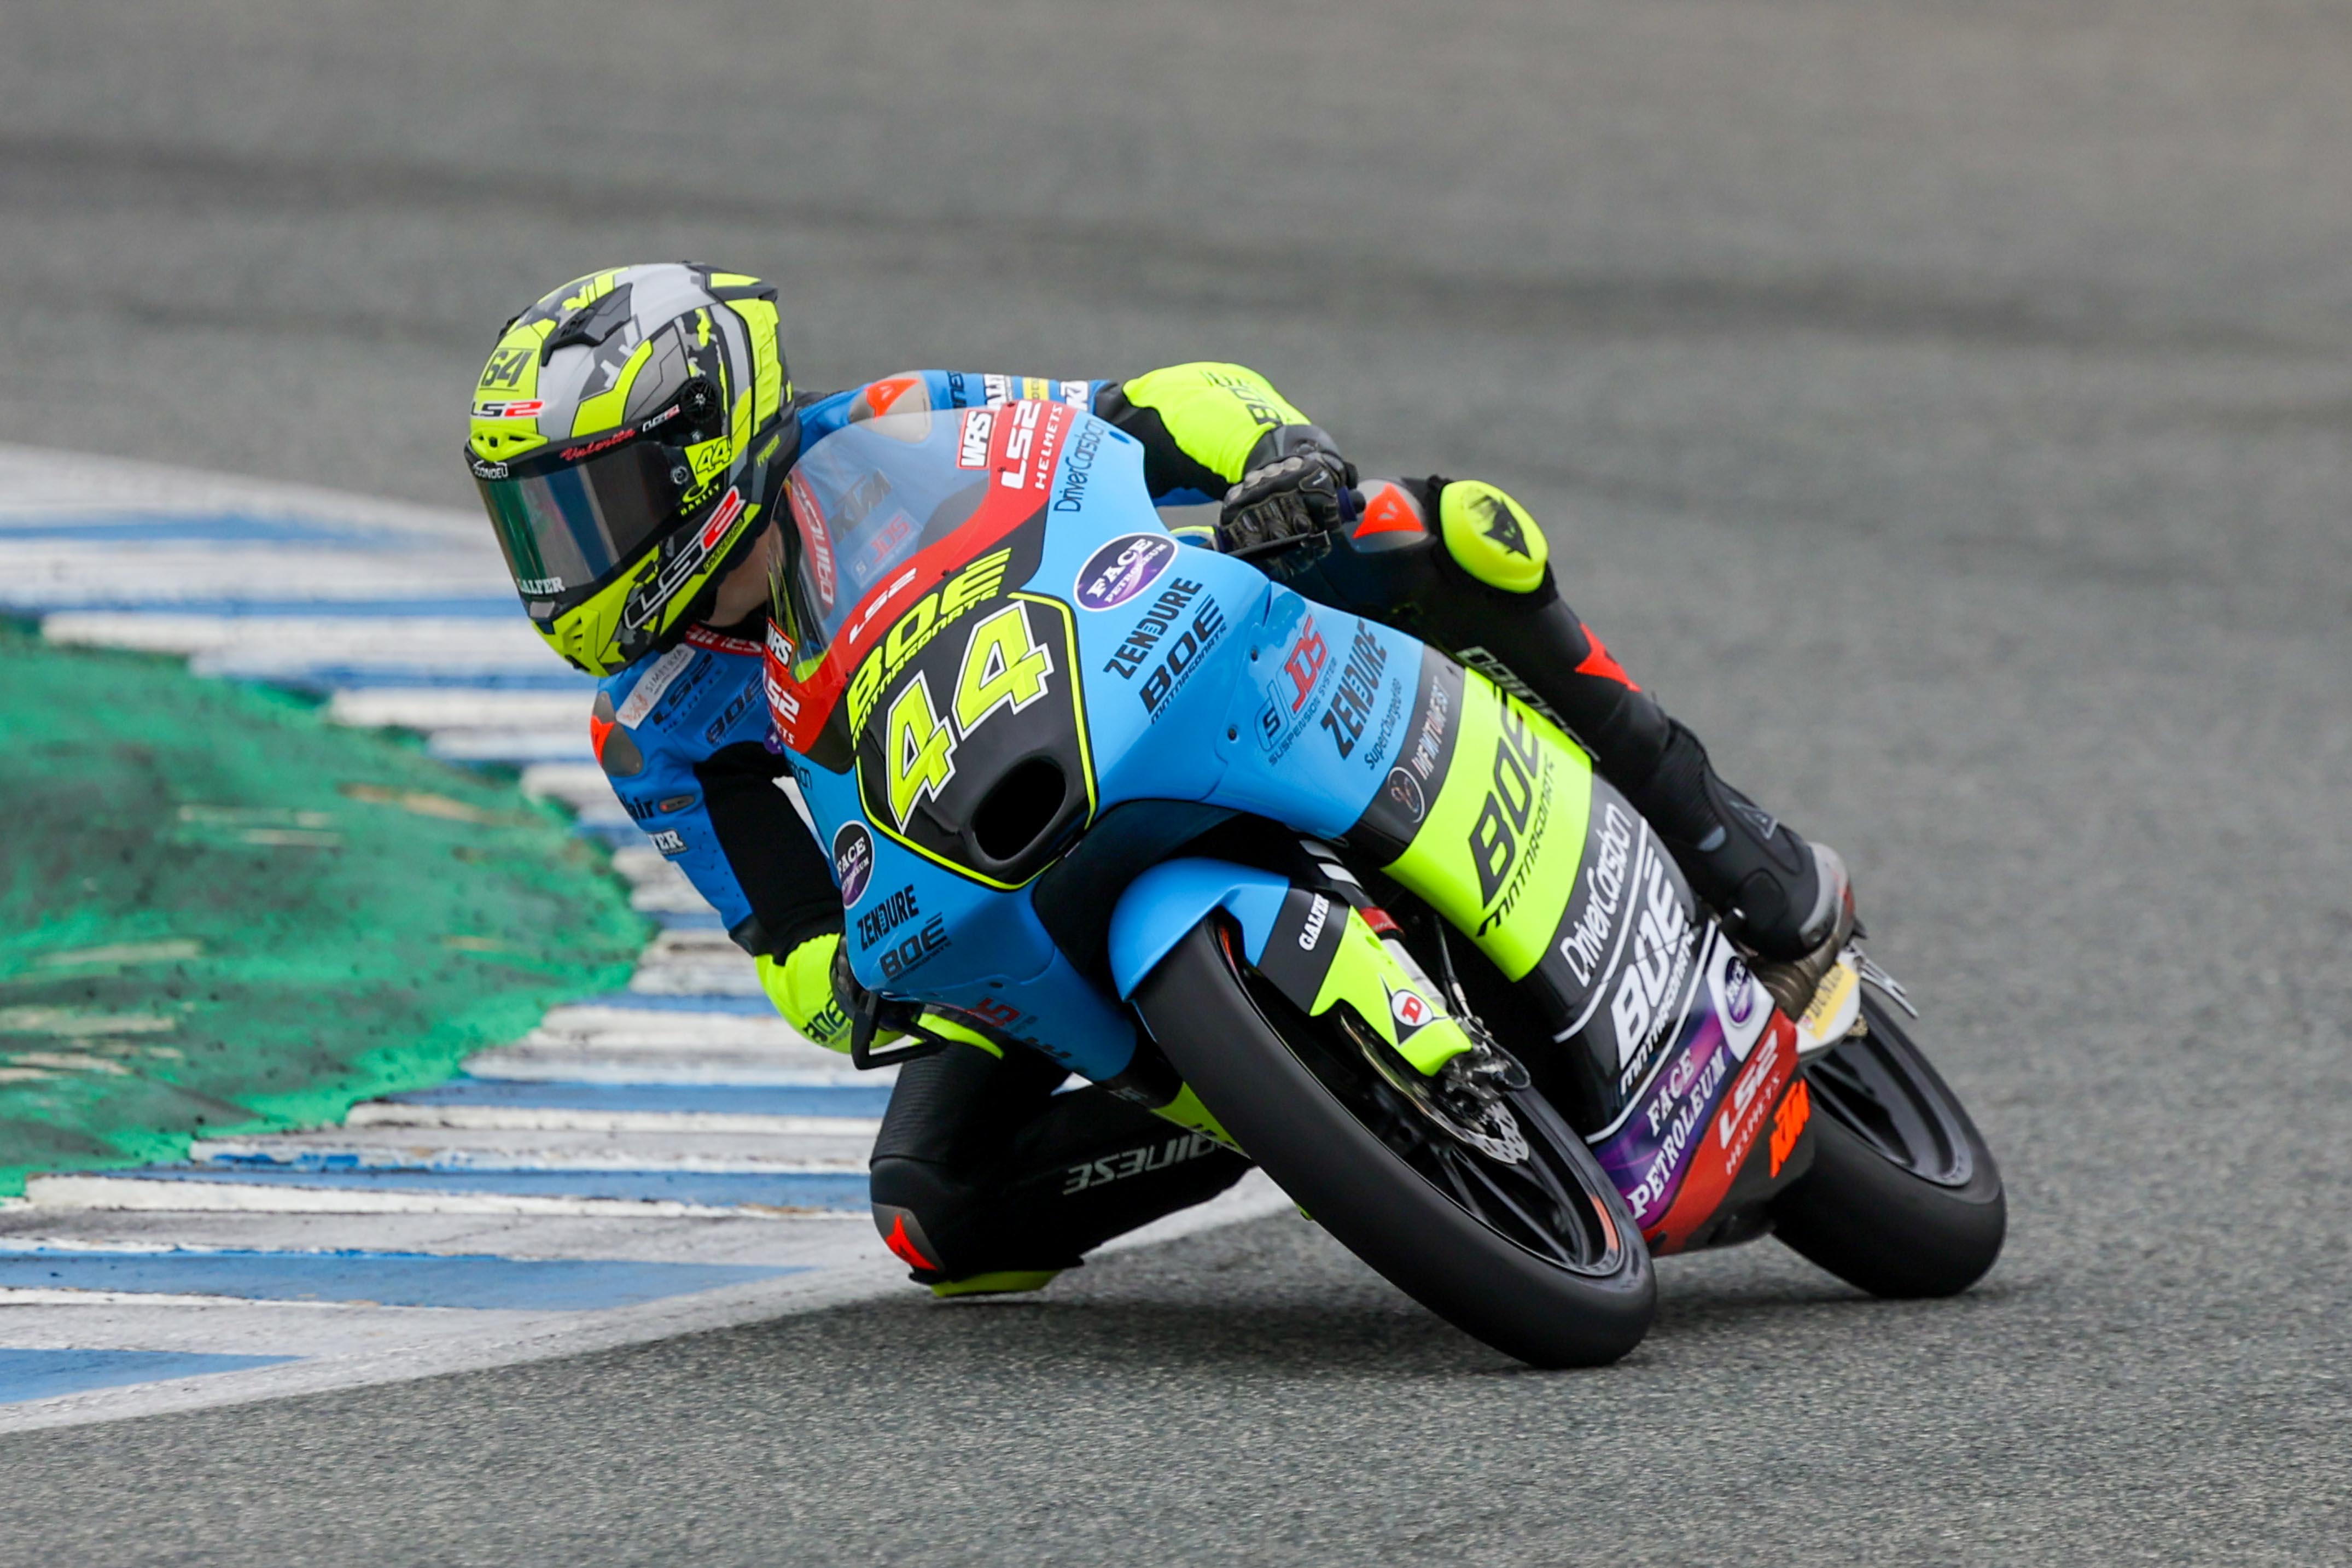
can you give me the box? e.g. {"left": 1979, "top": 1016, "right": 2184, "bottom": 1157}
{"left": 466, "top": 262, "right": 796, "bottom": 676}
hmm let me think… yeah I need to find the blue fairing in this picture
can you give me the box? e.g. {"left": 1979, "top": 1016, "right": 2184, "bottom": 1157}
{"left": 775, "top": 400, "right": 1431, "bottom": 1084}
{"left": 1106, "top": 860, "right": 1291, "bottom": 1000}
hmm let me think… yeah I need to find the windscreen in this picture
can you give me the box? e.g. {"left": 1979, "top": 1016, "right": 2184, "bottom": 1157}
{"left": 777, "top": 409, "right": 990, "bottom": 657}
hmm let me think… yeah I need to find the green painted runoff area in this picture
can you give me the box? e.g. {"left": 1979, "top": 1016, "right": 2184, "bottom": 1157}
{"left": 0, "top": 622, "right": 648, "bottom": 1195}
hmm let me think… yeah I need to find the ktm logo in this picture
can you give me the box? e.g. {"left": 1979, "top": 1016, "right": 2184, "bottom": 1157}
{"left": 1769, "top": 1079, "right": 1812, "bottom": 1176}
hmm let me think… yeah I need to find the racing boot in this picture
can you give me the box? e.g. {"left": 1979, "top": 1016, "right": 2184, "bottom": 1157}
{"left": 1294, "top": 475, "right": 1854, "bottom": 1006}
{"left": 1617, "top": 719, "right": 1856, "bottom": 1016}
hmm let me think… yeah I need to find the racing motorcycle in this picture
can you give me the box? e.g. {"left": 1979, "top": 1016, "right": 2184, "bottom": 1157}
{"left": 762, "top": 397, "right": 2005, "bottom": 1367}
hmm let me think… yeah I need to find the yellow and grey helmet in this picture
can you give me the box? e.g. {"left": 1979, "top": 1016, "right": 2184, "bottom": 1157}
{"left": 467, "top": 263, "right": 796, "bottom": 675}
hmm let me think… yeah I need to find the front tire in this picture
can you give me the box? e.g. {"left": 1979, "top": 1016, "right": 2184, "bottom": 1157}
{"left": 1133, "top": 918, "right": 1655, "bottom": 1368}
{"left": 1769, "top": 993, "right": 2006, "bottom": 1297}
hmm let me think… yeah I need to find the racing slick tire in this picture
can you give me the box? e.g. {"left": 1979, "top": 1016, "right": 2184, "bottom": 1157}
{"left": 1769, "top": 993, "right": 2006, "bottom": 1298}
{"left": 1134, "top": 917, "right": 1655, "bottom": 1368}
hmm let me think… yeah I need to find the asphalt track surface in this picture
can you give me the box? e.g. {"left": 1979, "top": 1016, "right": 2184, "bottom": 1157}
{"left": 3, "top": 1, "right": 2348, "bottom": 1561}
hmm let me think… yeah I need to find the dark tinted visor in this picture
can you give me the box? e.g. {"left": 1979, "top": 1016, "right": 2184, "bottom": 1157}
{"left": 476, "top": 441, "right": 680, "bottom": 603}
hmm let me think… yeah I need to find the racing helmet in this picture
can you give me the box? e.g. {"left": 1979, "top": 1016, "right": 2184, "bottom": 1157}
{"left": 467, "top": 264, "right": 797, "bottom": 675}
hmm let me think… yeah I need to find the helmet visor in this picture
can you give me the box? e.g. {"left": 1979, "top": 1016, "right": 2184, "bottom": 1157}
{"left": 476, "top": 441, "right": 680, "bottom": 604}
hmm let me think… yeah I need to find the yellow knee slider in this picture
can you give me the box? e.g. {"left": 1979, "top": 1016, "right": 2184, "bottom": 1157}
{"left": 929, "top": 1270, "right": 1061, "bottom": 1299}
{"left": 758, "top": 934, "right": 854, "bottom": 1050}
{"left": 1438, "top": 479, "right": 1549, "bottom": 594}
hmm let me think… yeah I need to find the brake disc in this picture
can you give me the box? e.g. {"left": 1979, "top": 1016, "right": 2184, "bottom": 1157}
{"left": 1343, "top": 1013, "right": 1530, "bottom": 1164}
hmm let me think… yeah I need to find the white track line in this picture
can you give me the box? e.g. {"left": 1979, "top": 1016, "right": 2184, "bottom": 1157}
{"left": 0, "top": 1290, "right": 421, "bottom": 1310}
{"left": 626, "top": 964, "right": 765, "bottom": 998}
{"left": 342, "top": 1106, "right": 885, "bottom": 1135}
{"left": 519, "top": 763, "right": 613, "bottom": 806}
{"left": 525, "top": 1006, "right": 838, "bottom": 1049}
{"left": 189, "top": 1128, "right": 878, "bottom": 1167}
{"left": 22, "top": 1175, "right": 869, "bottom": 1220}
{"left": 0, "top": 442, "right": 486, "bottom": 540}
{"left": 41, "top": 613, "right": 545, "bottom": 663}
{"left": 185, "top": 1147, "right": 870, "bottom": 1175}
{"left": 462, "top": 1054, "right": 875, "bottom": 1087}
{"left": 0, "top": 548, "right": 508, "bottom": 605}
{"left": 0, "top": 1173, "right": 1291, "bottom": 1435}
{"left": 428, "top": 731, "right": 596, "bottom": 765}
{"left": 327, "top": 690, "right": 589, "bottom": 731}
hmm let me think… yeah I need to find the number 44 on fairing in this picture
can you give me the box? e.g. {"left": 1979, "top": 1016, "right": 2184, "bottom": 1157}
{"left": 876, "top": 602, "right": 1057, "bottom": 831}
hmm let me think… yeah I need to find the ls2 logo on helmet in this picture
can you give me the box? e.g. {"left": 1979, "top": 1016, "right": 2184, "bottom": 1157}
{"left": 627, "top": 487, "right": 746, "bottom": 633}
{"left": 833, "top": 820, "right": 876, "bottom": 907}
{"left": 1073, "top": 533, "right": 1176, "bottom": 612}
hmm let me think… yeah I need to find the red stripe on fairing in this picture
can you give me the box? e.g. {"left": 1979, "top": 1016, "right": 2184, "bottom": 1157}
{"left": 1644, "top": 1016, "right": 1797, "bottom": 1255}
{"left": 765, "top": 400, "right": 1073, "bottom": 754}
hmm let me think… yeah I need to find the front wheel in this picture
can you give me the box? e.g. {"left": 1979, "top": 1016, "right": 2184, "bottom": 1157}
{"left": 1769, "top": 993, "right": 2006, "bottom": 1297}
{"left": 1133, "top": 918, "right": 1655, "bottom": 1368}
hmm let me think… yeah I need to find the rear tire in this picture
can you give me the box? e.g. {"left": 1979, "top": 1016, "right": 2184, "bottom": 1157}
{"left": 1769, "top": 994, "right": 2006, "bottom": 1297}
{"left": 1134, "top": 918, "right": 1654, "bottom": 1368}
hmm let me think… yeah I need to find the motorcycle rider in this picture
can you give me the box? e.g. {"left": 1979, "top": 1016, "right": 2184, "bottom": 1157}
{"left": 466, "top": 263, "right": 1852, "bottom": 1295}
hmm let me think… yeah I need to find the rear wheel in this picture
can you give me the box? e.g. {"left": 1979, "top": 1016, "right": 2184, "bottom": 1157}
{"left": 1133, "top": 918, "right": 1654, "bottom": 1368}
{"left": 1769, "top": 993, "right": 2006, "bottom": 1297}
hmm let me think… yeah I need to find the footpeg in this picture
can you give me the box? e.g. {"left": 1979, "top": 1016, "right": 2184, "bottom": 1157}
{"left": 1755, "top": 853, "right": 1858, "bottom": 1019}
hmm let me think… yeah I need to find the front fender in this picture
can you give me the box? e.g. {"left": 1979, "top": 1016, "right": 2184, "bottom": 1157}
{"left": 1107, "top": 859, "right": 1290, "bottom": 1000}
{"left": 1108, "top": 856, "right": 1475, "bottom": 1076}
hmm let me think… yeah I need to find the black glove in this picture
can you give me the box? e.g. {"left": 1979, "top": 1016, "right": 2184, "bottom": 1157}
{"left": 829, "top": 937, "right": 944, "bottom": 1070}
{"left": 1218, "top": 425, "right": 1359, "bottom": 559}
